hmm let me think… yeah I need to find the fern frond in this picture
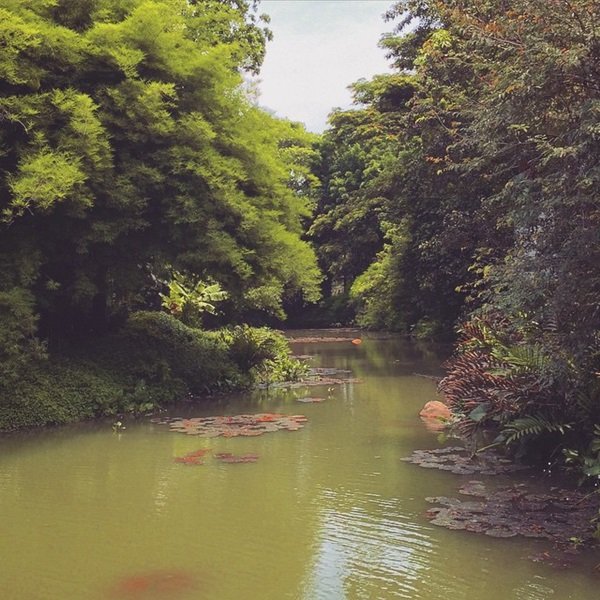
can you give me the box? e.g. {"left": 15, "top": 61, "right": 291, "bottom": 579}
{"left": 492, "top": 344, "right": 549, "bottom": 374}
{"left": 503, "top": 415, "right": 572, "bottom": 445}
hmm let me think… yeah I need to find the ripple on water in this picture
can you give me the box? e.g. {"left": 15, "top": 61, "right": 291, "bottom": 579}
{"left": 303, "top": 489, "right": 444, "bottom": 599}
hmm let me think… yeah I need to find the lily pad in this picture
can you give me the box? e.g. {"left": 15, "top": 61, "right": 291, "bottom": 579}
{"left": 458, "top": 481, "right": 488, "bottom": 497}
{"left": 173, "top": 456, "right": 203, "bottom": 466}
{"left": 173, "top": 448, "right": 211, "bottom": 465}
{"left": 425, "top": 481, "right": 599, "bottom": 547}
{"left": 155, "top": 413, "right": 308, "bottom": 438}
{"left": 215, "top": 452, "right": 259, "bottom": 464}
{"left": 401, "top": 447, "right": 529, "bottom": 475}
{"left": 260, "top": 365, "right": 362, "bottom": 389}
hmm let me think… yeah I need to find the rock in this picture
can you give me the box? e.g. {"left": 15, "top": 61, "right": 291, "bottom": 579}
{"left": 419, "top": 400, "right": 452, "bottom": 421}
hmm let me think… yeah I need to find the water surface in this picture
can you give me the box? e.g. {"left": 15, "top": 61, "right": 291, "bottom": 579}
{"left": 1, "top": 333, "right": 598, "bottom": 599}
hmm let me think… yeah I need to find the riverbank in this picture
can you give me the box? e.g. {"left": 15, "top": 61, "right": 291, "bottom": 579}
{"left": 0, "top": 312, "right": 301, "bottom": 432}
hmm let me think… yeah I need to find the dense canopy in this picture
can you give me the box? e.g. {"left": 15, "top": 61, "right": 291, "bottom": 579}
{"left": 0, "top": 0, "right": 321, "bottom": 384}
{"left": 309, "top": 0, "right": 600, "bottom": 471}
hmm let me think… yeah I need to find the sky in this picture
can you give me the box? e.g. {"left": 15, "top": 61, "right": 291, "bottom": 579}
{"left": 256, "top": 0, "right": 395, "bottom": 133}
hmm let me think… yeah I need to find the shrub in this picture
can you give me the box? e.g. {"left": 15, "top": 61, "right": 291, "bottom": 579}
{"left": 0, "top": 312, "right": 303, "bottom": 431}
{"left": 90, "top": 311, "right": 244, "bottom": 394}
{"left": 223, "top": 325, "right": 308, "bottom": 384}
{"left": 0, "top": 359, "right": 121, "bottom": 430}
{"left": 440, "top": 314, "right": 600, "bottom": 469}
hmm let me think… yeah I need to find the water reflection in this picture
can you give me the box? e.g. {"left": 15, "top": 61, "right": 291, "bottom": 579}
{"left": 306, "top": 487, "right": 434, "bottom": 599}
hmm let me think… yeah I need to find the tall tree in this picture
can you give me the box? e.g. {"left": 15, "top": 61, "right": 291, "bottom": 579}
{"left": 0, "top": 0, "right": 321, "bottom": 377}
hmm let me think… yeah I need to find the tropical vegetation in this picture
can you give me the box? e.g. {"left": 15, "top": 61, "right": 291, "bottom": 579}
{"left": 308, "top": 0, "right": 599, "bottom": 478}
{"left": 0, "top": 0, "right": 320, "bottom": 428}
{"left": 1, "top": 0, "right": 598, "bottom": 484}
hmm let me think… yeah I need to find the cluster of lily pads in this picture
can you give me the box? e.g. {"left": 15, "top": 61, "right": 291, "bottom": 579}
{"left": 152, "top": 413, "right": 308, "bottom": 437}
{"left": 426, "top": 480, "right": 599, "bottom": 568}
{"left": 214, "top": 452, "right": 259, "bottom": 464}
{"left": 402, "top": 446, "right": 600, "bottom": 567}
{"left": 173, "top": 448, "right": 211, "bottom": 465}
{"left": 152, "top": 366, "right": 347, "bottom": 470}
{"left": 401, "top": 446, "right": 529, "bottom": 475}
{"left": 426, "top": 480, "right": 598, "bottom": 542}
{"left": 260, "top": 365, "right": 362, "bottom": 389}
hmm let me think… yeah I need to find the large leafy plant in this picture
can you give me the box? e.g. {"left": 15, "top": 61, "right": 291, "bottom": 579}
{"left": 160, "top": 272, "right": 227, "bottom": 324}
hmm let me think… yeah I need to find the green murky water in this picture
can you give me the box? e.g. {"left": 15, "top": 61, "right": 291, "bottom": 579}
{"left": 1, "top": 333, "right": 598, "bottom": 599}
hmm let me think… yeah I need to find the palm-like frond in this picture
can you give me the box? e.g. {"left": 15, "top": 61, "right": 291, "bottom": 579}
{"left": 502, "top": 415, "right": 572, "bottom": 445}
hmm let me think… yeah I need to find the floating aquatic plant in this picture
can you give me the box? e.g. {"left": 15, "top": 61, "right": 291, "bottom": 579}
{"left": 153, "top": 413, "right": 308, "bottom": 437}
{"left": 173, "top": 448, "right": 211, "bottom": 465}
{"left": 425, "top": 480, "right": 599, "bottom": 554}
{"left": 109, "top": 569, "right": 196, "bottom": 598}
{"left": 257, "top": 364, "right": 361, "bottom": 389}
{"left": 214, "top": 452, "right": 259, "bottom": 464}
{"left": 401, "top": 446, "right": 529, "bottom": 475}
{"left": 173, "top": 449, "right": 259, "bottom": 466}
{"left": 296, "top": 397, "right": 325, "bottom": 403}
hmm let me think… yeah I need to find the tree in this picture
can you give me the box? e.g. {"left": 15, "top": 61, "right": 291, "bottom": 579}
{"left": 308, "top": 75, "right": 413, "bottom": 315}
{"left": 0, "top": 0, "right": 321, "bottom": 376}
{"left": 381, "top": 0, "right": 600, "bottom": 461}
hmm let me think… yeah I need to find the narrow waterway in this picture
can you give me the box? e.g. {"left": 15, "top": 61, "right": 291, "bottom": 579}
{"left": 0, "top": 332, "right": 598, "bottom": 599}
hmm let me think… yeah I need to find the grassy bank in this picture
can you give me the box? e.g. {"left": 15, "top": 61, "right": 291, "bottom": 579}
{"left": 0, "top": 312, "right": 301, "bottom": 431}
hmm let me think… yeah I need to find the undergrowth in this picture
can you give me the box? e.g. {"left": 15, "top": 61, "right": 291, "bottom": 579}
{"left": 0, "top": 312, "right": 302, "bottom": 431}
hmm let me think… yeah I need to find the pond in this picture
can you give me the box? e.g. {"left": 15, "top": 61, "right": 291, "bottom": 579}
{"left": 1, "top": 332, "right": 598, "bottom": 599}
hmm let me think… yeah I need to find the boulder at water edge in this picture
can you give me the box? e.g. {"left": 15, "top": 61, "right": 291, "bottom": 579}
{"left": 419, "top": 400, "right": 452, "bottom": 421}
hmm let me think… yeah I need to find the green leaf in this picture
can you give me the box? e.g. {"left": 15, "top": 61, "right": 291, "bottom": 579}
{"left": 468, "top": 403, "right": 489, "bottom": 422}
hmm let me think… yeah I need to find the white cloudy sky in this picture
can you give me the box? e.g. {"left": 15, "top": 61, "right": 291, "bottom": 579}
{"left": 256, "top": 0, "right": 395, "bottom": 132}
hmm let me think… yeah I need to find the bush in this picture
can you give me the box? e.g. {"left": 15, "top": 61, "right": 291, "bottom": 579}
{"left": 223, "top": 325, "right": 308, "bottom": 384}
{"left": 0, "top": 312, "right": 302, "bottom": 430}
{"left": 91, "top": 311, "right": 244, "bottom": 394}
{"left": 224, "top": 325, "right": 286, "bottom": 370}
{"left": 439, "top": 314, "right": 600, "bottom": 471}
{"left": 0, "top": 359, "right": 122, "bottom": 431}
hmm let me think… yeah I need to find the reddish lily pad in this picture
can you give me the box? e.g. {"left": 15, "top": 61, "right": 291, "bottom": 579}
{"left": 186, "top": 449, "right": 211, "bottom": 458}
{"left": 156, "top": 413, "right": 308, "bottom": 438}
{"left": 173, "top": 448, "right": 211, "bottom": 466}
{"left": 173, "top": 456, "right": 203, "bottom": 466}
{"left": 109, "top": 570, "right": 196, "bottom": 598}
